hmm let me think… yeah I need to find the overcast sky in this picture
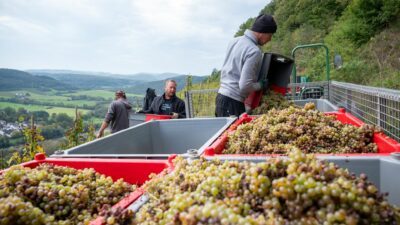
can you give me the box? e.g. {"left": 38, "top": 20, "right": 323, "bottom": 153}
{"left": 0, "top": 0, "right": 269, "bottom": 76}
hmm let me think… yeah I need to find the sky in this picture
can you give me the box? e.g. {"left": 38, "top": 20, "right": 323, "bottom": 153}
{"left": 0, "top": 0, "right": 270, "bottom": 76}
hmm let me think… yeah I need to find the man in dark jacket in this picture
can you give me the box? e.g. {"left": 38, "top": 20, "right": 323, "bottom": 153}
{"left": 145, "top": 80, "right": 186, "bottom": 119}
{"left": 97, "top": 90, "right": 132, "bottom": 138}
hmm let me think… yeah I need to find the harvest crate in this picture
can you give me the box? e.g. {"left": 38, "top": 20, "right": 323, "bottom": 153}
{"left": 121, "top": 154, "right": 400, "bottom": 220}
{"left": 53, "top": 117, "right": 235, "bottom": 159}
{"left": 202, "top": 109, "right": 400, "bottom": 156}
{"left": 0, "top": 154, "right": 170, "bottom": 225}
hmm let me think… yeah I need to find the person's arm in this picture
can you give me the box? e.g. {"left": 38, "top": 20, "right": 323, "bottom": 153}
{"left": 238, "top": 49, "right": 263, "bottom": 96}
{"left": 97, "top": 103, "right": 114, "bottom": 138}
{"left": 138, "top": 96, "right": 147, "bottom": 113}
{"left": 173, "top": 99, "right": 186, "bottom": 119}
{"left": 96, "top": 121, "right": 109, "bottom": 138}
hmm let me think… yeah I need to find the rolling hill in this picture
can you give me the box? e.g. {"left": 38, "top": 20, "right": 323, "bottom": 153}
{"left": 0, "top": 68, "right": 72, "bottom": 91}
{"left": 1, "top": 68, "right": 207, "bottom": 95}
{"left": 125, "top": 75, "right": 206, "bottom": 95}
{"left": 27, "top": 70, "right": 191, "bottom": 89}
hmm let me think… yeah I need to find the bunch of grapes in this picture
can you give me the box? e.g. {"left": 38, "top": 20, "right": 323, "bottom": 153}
{"left": 252, "top": 90, "right": 294, "bottom": 115}
{"left": 98, "top": 205, "right": 133, "bottom": 225}
{"left": 225, "top": 103, "right": 378, "bottom": 154}
{"left": 133, "top": 151, "right": 399, "bottom": 224}
{"left": 0, "top": 195, "right": 51, "bottom": 225}
{"left": 0, "top": 163, "right": 136, "bottom": 225}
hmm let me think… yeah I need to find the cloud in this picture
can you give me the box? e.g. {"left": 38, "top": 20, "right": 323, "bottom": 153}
{"left": 0, "top": 0, "right": 269, "bottom": 75}
{"left": 0, "top": 16, "right": 50, "bottom": 36}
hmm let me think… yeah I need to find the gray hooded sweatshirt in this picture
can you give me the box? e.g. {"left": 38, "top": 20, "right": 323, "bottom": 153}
{"left": 104, "top": 98, "right": 132, "bottom": 133}
{"left": 218, "top": 29, "right": 262, "bottom": 102}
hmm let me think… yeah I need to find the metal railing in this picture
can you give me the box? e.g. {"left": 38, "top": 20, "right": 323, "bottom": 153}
{"left": 286, "top": 81, "right": 329, "bottom": 100}
{"left": 184, "top": 81, "right": 400, "bottom": 142}
{"left": 329, "top": 81, "right": 400, "bottom": 142}
{"left": 185, "top": 89, "right": 218, "bottom": 118}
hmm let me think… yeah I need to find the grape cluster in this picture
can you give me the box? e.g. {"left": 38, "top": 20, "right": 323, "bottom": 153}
{"left": 0, "top": 164, "right": 136, "bottom": 225}
{"left": 252, "top": 90, "right": 294, "bottom": 115}
{"left": 133, "top": 151, "right": 400, "bottom": 224}
{"left": 99, "top": 205, "right": 133, "bottom": 225}
{"left": 225, "top": 104, "right": 378, "bottom": 154}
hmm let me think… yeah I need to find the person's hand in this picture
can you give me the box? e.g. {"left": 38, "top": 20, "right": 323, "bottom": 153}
{"left": 96, "top": 130, "right": 104, "bottom": 139}
{"left": 245, "top": 104, "right": 252, "bottom": 114}
{"left": 171, "top": 112, "right": 179, "bottom": 119}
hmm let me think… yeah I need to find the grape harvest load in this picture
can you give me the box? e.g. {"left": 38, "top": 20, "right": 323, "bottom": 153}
{"left": 0, "top": 164, "right": 135, "bottom": 225}
{"left": 132, "top": 151, "right": 399, "bottom": 224}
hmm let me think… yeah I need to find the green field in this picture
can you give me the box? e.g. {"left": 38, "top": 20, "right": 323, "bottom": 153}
{"left": 0, "top": 89, "right": 142, "bottom": 117}
{"left": 65, "top": 90, "right": 142, "bottom": 99}
{"left": 0, "top": 89, "right": 142, "bottom": 101}
{"left": 0, "top": 91, "right": 17, "bottom": 98}
{"left": 0, "top": 102, "right": 90, "bottom": 117}
{"left": 0, "top": 90, "right": 66, "bottom": 100}
{"left": 0, "top": 90, "right": 98, "bottom": 107}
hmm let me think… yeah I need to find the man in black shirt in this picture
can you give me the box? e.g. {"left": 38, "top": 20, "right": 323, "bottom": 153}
{"left": 145, "top": 80, "right": 186, "bottom": 118}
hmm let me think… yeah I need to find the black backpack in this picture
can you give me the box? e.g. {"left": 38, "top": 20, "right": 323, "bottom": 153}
{"left": 142, "top": 88, "right": 156, "bottom": 111}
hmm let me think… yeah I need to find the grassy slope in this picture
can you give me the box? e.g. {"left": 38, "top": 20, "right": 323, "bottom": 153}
{"left": 0, "top": 102, "right": 90, "bottom": 117}
{"left": 65, "top": 90, "right": 142, "bottom": 99}
{"left": 0, "top": 89, "right": 145, "bottom": 110}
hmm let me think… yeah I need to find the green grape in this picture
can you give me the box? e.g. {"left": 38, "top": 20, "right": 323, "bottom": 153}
{"left": 225, "top": 103, "right": 378, "bottom": 154}
{"left": 252, "top": 89, "right": 295, "bottom": 114}
{"left": 133, "top": 151, "right": 400, "bottom": 224}
{"left": 0, "top": 163, "right": 136, "bottom": 224}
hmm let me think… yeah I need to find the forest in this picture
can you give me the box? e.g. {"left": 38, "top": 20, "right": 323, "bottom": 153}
{"left": 234, "top": 0, "right": 400, "bottom": 89}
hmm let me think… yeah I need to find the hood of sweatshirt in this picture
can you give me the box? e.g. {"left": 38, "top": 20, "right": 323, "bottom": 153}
{"left": 119, "top": 98, "right": 132, "bottom": 110}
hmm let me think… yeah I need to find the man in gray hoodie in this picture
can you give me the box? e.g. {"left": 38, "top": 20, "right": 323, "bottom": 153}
{"left": 96, "top": 90, "right": 132, "bottom": 138}
{"left": 215, "top": 14, "right": 277, "bottom": 117}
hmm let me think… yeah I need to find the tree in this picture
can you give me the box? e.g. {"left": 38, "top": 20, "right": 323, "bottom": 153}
{"left": 63, "top": 108, "right": 84, "bottom": 149}
{"left": 0, "top": 136, "right": 10, "bottom": 148}
{"left": 32, "top": 111, "right": 50, "bottom": 123}
{"left": 186, "top": 75, "right": 193, "bottom": 91}
{"left": 63, "top": 108, "right": 96, "bottom": 149}
{"left": 41, "top": 125, "right": 64, "bottom": 139}
{"left": 8, "top": 116, "right": 45, "bottom": 166}
{"left": 86, "top": 122, "right": 96, "bottom": 142}
{"left": 3, "top": 107, "right": 17, "bottom": 122}
{"left": 55, "top": 113, "right": 73, "bottom": 128}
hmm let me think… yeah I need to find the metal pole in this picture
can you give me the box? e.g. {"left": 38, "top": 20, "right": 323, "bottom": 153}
{"left": 291, "top": 43, "right": 330, "bottom": 83}
{"left": 184, "top": 91, "right": 190, "bottom": 118}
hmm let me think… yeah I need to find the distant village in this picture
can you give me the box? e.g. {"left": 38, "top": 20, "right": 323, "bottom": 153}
{"left": 0, "top": 92, "right": 30, "bottom": 137}
{"left": 0, "top": 120, "right": 27, "bottom": 137}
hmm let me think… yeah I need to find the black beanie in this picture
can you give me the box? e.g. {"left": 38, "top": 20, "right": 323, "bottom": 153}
{"left": 251, "top": 14, "right": 277, "bottom": 34}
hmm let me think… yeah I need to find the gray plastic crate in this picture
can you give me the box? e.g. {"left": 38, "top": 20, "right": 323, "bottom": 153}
{"left": 52, "top": 117, "right": 235, "bottom": 158}
{"left": 129, "top": 113, "right": 146, "bottom": 127}
{"left": 322, "top": 155, "right": 399, "bottom": 206}
{"left": 293, "top": 99, "right": 338, "bottom": 112}
{"left": 206, "top": 155, "right": 400, "bottom": 206}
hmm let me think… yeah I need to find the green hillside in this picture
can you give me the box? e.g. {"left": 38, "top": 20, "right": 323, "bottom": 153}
{"left": 126, "top": 75, "right": 206, "bottom": 96}
{"left": 197, "top": 0, "right": 400, "bottom": 90}
{"left": 0, "top": 68, "right": 73, "bottom": 91}
{"left": 261, "top": 0, "right": 399, "bottom": 89}
{"left": 29, "top": 71, "right": 143, "bottom": 89}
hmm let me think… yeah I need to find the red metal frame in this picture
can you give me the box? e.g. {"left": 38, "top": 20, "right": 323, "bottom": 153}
{"left": 203, "top": 109, "right": 400, "bottom": 156}
{"left": 145, "top": 114, "right": 172, "bottom": 121}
